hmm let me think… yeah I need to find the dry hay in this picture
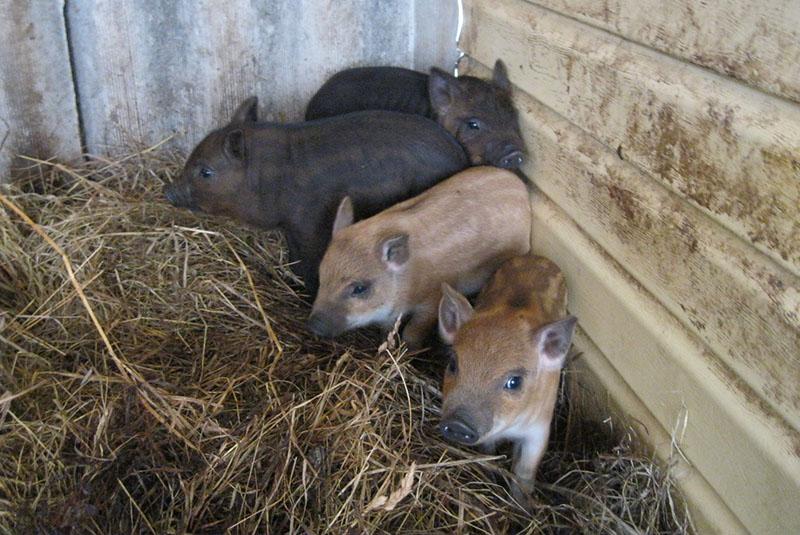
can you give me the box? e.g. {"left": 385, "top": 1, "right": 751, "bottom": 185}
{"left": 0, "top": 146, "right": 692, "bottom": 534}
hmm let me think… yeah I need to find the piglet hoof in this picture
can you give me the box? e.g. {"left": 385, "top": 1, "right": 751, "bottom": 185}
{"left": 510, "top": 480, "right": 536, "bottom": 515}
{"left": 399, "top": 329, "right": 426, "bottom": 352}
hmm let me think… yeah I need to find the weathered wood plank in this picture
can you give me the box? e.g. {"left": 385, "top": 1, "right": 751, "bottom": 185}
{"left": 531, "top": 190, "right": 800, "bottom": 534}
{"left": 0, "top": 0, "right": 81, "bottom": 181}
{"left": 570, "top": 332, "right": 747, "bottom": 535}
{"left": 412, "top": 0, "right": 460, "bottom": 72}
{"left": 66, "top": 0, "right": 418, "bottom": 155}
{"left": 465, "top": 58, "right": 800, "bottom": 432}
{"left": 529, "top": 0, "right": 800, "bottom": 103}
{"left": 463, "top": 0, "right": 800, "bottom": 274}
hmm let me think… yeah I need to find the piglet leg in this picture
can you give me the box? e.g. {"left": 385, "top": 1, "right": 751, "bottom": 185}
{"left": 400, "top": 303, "right": 437, "bottom": 349}
{"left": 283, "top": 224, "right": 326, "bottom": 298}
{"left": 510, "top": 426, "right": 550, "bottom": 503}
{"left": 478, "top": 440, "right": 498, "bottom": 455}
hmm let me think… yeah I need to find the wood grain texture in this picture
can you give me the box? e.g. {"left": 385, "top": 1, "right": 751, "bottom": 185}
{"left": 65, "top": 0, "right": 423, "bottom": 155}
{"left": 529, "top": 0, "right": 800, "bottom": 103}
{"left": 463, "top": 0, "right": 800, "bottom": 274}
{"left": 531, "top": 190, "right": 800, "bottom": 535}
{"left": 0, "top": 0, "right": 81, "bottom": 181}
{"left": 466, "top": 57, "right": 800, "bottom": 434}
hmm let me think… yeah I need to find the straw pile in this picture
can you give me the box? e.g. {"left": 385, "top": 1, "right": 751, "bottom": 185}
{"left": 0, "top": 147, "right": 691, "bottom": 534}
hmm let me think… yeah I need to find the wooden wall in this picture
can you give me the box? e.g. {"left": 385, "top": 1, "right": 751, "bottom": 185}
{"left": 0, "top": 0, "right": 458, "bottom": 179}
{"left": 0, "top": 0, "right": 81, "bottom": 176}
{"left": 460, "top": 0, "right": 800, "bottom": 533}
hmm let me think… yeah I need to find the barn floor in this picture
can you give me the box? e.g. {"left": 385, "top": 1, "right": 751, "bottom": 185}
{"left": 0, "top": 148, "right": 690, "bottom": 534}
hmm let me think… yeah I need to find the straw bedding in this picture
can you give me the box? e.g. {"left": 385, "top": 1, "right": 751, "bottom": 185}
{"left": 0, "top": 147, "right": 691, "bottom": 534}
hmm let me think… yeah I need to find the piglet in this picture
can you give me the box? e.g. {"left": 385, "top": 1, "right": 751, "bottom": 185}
{"left": 437, "top": 255, "right": 577, "bottom": 501}
{"left": 308, "top": 166, "right": 531, "bottom": 348}
{"left": 305, "top": 61, "right": 526, "bottom": 169}
{"left": 164, "top": 97, "right": 468, "bottom": 295}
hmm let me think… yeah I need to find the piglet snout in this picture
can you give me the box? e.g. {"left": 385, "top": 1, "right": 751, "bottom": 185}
{"left": 497, "top": 147, "right": 524, "bottom": 169}
{"left": 440, "top": 413, "right": 479, "bottom": 445}
{"left": 163, "top": 183, "right": 178, "bottom": 205}
{"left": 164, "top": 182, "right": 190, "bottom": 208}
{"left": 308, "top": 312, "right": 336, "bottom": 338}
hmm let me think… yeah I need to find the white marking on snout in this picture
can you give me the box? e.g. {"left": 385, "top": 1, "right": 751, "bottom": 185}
{"left": 346, "top": 304, "right": 396, "bottom": 330}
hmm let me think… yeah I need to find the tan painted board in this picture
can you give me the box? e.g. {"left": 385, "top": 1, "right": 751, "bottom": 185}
{"left": 463, "top": 0, "right": 800, "bottom": 275}
{"left": 0, "top": 0, "right": 81, "bottom": 181}
{"left": 529, "top": 0, "right": 800, "bottom": 103}
{"left": 465, "top": 57, "right": 800, "bottom": 436}
{"left": 66, "top": 0, "right": 418, "bottom": 155}
{"left": 569, "top": 331, "right": 747, "bottom": 535}
{"left": 530, "top": 191, "right": 800, "bottom": 534}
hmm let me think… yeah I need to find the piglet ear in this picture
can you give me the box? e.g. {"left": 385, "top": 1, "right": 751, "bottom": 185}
{"left": 231, "top": 96, "right": 258, "bottom": 124}
{"left": 533, "top": 316, "right": 577, "bottom": 370}
{"left": 223, "top": 129, "right": 247, "bottom": 161}
{"left": 428, "top": 67, "right": 460, "bottom": 115}
{"left": 438, "top": 283, "right": 474, "bottom": 345}
{"left": 492, "top": 59, "right": 511, "bottom": 93}
{"left": 379, "top": 234, "right": 409, "bottom": 272}
{"left": 332, "top": 196, "right": 354, "bottom": 236}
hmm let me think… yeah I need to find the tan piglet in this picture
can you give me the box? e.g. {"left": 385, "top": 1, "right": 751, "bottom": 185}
{"left": 308, "top": 166, "right": 531, "bottom": 347}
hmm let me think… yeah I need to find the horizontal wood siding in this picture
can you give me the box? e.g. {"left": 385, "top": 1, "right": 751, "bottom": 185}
{"left": 510, "top": 78, "right": 800, "bottom": 433}
{"left": 529, "top": 0, "right": 800, "bottom": 103}
{"left": 571, "top": 322, "right": 747, "bottom": 533}
{"left": 0, "top": 0, "right": 81, "bottom": 180}
{"left": 530, "top": 187, "right": 799, "bottom": 534}
{"left": 463, "top": 0, "right": 800, "bottom": 274}
{"left": 461, "top": 0, "right": 800, "bottom": 531}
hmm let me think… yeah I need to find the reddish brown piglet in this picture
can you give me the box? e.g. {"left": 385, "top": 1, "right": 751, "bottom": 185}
{"left": 437, "top": 255, "right": 577, "bottom": 501}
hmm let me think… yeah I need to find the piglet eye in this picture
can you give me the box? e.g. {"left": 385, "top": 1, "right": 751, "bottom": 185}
{"left": 466, "top": 119, "right": 480, "bottom": 130}
{"left": 199, "top": 167, "right": 214, "bottom": 179}
{"left": 504, "top": 376, "right": 522, "bottom": 390}
{"left": 447, "top": 353, "right": 458, "bottom": 374}
{"left": 350, "top": 282, "right": 370, "bottom": 298}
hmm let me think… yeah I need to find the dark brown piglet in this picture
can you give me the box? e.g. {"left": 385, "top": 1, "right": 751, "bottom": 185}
{"left": 305, "top": 60, "right": 526, "bottom": 169}
{"left": 164, "top": 97, "right": 468, "bottom": 296}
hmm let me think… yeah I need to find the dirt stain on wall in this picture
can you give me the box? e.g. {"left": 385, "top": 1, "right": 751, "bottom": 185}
{"left": 627, "top": 101, "right": 799, "bottom": 266}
